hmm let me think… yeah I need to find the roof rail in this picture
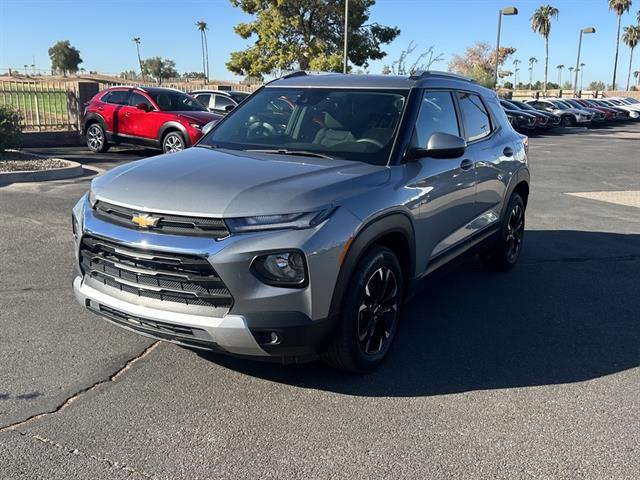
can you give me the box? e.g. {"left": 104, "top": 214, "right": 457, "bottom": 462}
{"left": 410, "top": 70, "right": 476, "bottom": 83}
{"left": 282, "top": 71, "right": 308, "bottom": 79}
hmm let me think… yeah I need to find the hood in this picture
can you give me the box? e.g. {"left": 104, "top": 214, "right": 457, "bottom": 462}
{"left": 91, "top": 147, "right": 390, "bottom": 217}
{"left": 175, "top": 111, "right": 223, "bottom": 125}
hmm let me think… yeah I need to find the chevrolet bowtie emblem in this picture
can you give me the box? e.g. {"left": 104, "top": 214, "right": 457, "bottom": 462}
{"left": 131, "top": 213, "right": 160, "bottom": 228}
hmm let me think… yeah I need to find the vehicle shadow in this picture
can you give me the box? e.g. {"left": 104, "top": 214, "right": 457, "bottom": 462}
{"left": 197, "top": 230, "right": 640, "bottom": 397}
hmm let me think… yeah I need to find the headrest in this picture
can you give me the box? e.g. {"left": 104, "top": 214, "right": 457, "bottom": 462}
{"left": 324, "top": 111, "right": 345, "bottom": 130}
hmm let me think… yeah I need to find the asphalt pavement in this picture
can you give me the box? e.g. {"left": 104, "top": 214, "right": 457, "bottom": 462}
{"left": 1, "top": 124, "right": 639, "bottom": 479}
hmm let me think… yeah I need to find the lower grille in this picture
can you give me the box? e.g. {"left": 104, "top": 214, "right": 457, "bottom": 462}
{"left": 93, "top": 304, "right": 220, "bottom": 350}
{"left": 79, "top": 235, "right": 233, "bottom": 309}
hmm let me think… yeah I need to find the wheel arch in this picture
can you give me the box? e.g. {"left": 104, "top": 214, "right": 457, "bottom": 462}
{"left": 82, "top": 113, "right": 106, "bottom": 136}
{"left": 328, "top": 212, "right": 416, "bottom": 321}
{"left": 158, "top": 122, "right": 191, "bottom": 147}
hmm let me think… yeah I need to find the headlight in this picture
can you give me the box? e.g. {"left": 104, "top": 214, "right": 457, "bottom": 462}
{"left": 88, "top": 188, "right": 97, "bottom": 207}
{"left": 190, "top": 123, "right": 203, "bottom": 130}
{"left": 251, "top": 251, "right": 307, "bottom": 287}
{"left": 226, "top": 208, "right": 335, "bottom": 233}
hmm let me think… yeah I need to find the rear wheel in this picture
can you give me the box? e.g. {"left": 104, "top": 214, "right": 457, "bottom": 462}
{"left": 323, "top": 245, "right": 403, "bottom": 373}
{"left": 561, "top": 115, "right": 575, "bottom": 127}
{"left": 481, "top": 192, "right": 525, "bottom": 271}
{"left": 86, "top": 123, "right": 110, "bottom": 153}
{"left": 162, "top": 131, "right": 185, "bottom": 153}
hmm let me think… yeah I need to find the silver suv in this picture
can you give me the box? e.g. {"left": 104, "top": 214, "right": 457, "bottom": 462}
{"left": 72, "top": 72, "right": 530, "bottom": 372}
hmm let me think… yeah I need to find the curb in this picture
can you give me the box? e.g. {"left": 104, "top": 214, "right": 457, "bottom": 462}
{"left": 0, "top": 152, "right": 84, "bottom": 186}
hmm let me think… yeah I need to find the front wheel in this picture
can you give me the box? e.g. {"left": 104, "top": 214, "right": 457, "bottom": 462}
{"left": 481, "top": 192, "right": 525, "bottom": 271}
{"left": 561, "top": 115, "right": 575, "bottom": 127}
{"left": 323, "top": 246, "right": 403, "bottom": 373}
{"left": 162, "top": 132, "right": 185, "bottom": 153}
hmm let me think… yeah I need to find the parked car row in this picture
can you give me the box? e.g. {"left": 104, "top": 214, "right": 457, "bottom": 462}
{"left": 501, "top": 96, "right": 640, "bottom": 133}
{"left": 82, "top": 86, "right": 249, "bottom": 154}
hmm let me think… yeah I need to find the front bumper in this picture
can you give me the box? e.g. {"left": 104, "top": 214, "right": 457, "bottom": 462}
{"left": 71, "top": 195, "right": 359, "bottom": 360}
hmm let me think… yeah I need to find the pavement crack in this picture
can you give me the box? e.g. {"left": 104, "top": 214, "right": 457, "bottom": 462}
{"left": 0, "top": 342, "right": 159, "bottom": 433}
{"left": 6, "top": 429, "right": 158, "bottom": 479}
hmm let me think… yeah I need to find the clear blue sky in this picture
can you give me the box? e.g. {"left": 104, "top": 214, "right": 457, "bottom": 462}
{"left": 1, "top": 0, "right": 638, "bottom": 86}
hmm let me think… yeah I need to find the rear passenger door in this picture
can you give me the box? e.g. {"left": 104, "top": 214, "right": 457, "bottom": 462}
{"left": 411, "top": 90, "right": 478, "bottom": 261}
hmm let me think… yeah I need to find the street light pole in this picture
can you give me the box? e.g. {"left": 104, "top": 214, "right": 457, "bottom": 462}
{"left": 343, "top": 0, "right": 349, "bottom": 74}
{"left": 574, "top": 27, "right": 595, "bottom": 93}
{"left": 494, "top": 7, "right": 518, "bottom": 88}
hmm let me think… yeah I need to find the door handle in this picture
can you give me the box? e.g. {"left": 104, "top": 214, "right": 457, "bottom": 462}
{"left": 460, "top": 159, "right": 473, "bottom": 171}
{"left": 125, "top": 112, "right": 130, "bottom": 117}
{"left": 503, "top": 147, "right": 514, "bottom": 157}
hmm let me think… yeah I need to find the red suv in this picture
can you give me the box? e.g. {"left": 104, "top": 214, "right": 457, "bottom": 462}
{"left": 82, "top": 86, "right": 223, "bottom": 154}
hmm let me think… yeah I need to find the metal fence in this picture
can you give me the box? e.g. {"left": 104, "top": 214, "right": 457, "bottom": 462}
{"left": 0, "top": 80, "right": 78, "bottom": 131}
{"left": 0, "top": 78, "right": 259, "bottom": 132}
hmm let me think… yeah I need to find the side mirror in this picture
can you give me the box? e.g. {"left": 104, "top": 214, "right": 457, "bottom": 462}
{"left": 224, "top": 104, "right": 236, "bottom": 112}
{"left": 410, "top": 132, "right": 467, "bottom": 160}
{"left": 136, "top": 103, "right": 150, "bottom": 112}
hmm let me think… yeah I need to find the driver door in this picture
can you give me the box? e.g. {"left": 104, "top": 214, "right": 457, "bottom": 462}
{"left": 410, "top": 90, "right": 478, "bottom": 265}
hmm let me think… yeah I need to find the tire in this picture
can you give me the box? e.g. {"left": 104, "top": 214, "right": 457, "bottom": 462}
{"left": 561, "top": 115, "right": 575, "bottom": 127}
{"left": 480, "top": 192, "right": 525, "bottom": 272}
{"left": 323, "top": 245, "right": 404, "bottom": 373}
{"left": 86, "top": 123, "right": 110, "bottom": 153}
{"left": 162, "top": 131, "right": 185, "bottom": 154}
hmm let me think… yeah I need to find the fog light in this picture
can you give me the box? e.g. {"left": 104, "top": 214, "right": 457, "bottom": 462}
{"left": 269, "top": 332, "right": 280, "bottom": 345}
{"left": 252, "top": 251, "right": 307, "bottom": 287}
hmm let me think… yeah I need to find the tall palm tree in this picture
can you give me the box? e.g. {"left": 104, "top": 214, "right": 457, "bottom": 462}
{"left": 579, "top": 62, "right": 586, "bottom": 90}
{"left": 635, "top": 69, "right": 640, "bottom": 86}
{"left": 513, "top": 59, "right": 521, "bottom": 87}
{"left": 609, "top": 0, "right": 633, "bottom": 90}
{"left": 528, "top": 57, "right": 538, "bottom": 88}
{"left": 531, "top": 5, "right": 560, "bottom": 95}
{"left": 556, "top": 64, "right": 565, "bottom": 86}
{"left": 196, "top": 21, "right": 210, "bottom": 82}
{"left": 132, "top": 37, "right": 143, "bottom": 78}
{"left": 623, "top": 25, "right": 640, "bottom": 89}
{"left": 568, "top": 65, "right": 575, "bottom": 88}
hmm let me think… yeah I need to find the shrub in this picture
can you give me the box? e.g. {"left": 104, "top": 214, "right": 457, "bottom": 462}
{"left": 0, "top": 105, "right": 22, "bottom": 152}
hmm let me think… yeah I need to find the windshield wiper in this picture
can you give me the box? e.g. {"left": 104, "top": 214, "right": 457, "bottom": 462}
{"left": 245, "top": 149, "right": 335, "bottom": 160}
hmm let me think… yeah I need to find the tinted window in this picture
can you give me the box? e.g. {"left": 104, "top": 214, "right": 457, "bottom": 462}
{"left": 147, "top": 91, "right": 205, "bottom": 111}
{"left": 102, "top": 90, "right": 130, "bottom": 105}
{"left": 194, "top": 94, "right": 211, "bottom": 108}
{"left": 413, "top": 91, "right": 459, "bottom": 148}
{"left": 129, "top": 92, "right": 152, "bottom": 108}
{"left": 214, "top": 95, "right": 235, "bottom": 110}
{"left": 201, "top": 87, "right": 407, "bottom": 166}
{"left": 457, "top": 92, "right": 492, "bottom": 142}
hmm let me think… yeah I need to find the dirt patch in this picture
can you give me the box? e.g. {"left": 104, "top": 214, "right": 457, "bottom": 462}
{"left": 0, "top": 151, "right": 68, "bottom": 172}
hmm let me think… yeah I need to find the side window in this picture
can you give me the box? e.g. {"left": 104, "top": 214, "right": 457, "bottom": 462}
{"left": 457, "top": 92, "right": 492, "bottom": 142}
{"left": 129, "top": 92, "right": 152, "bottom": 108}
{"left": 214, "top": 95, "right": 235, "bottom": 110}
{"left": 194, "top": 94, "right": 211, "bottom": 109}
{"left": 412, "top": 90, "right": 459, "bottom": 148}
{"left": 103, "top": 90, "right": 130, "bottom": 105}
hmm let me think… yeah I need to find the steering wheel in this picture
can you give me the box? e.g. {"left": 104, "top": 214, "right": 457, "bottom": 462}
{"left": 356, "top": 138, "right": 385, "bottom": 149}
{"left": 247, "top": 121, "right": 275, "bottom": 138}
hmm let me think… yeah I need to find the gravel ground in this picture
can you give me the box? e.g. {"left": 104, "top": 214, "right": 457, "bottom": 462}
{"left": 0, "top": 151, "right": 68, "bottom": 172}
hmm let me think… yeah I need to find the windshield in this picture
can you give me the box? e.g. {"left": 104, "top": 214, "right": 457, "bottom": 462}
{"left": 200, "top": 87, "right": 408, "bottom": 165}
{"left": 512, "top": 101, "right": 536, "bottom": 111}
{"left": 148, "top": 91, "right": 206, "bottom": 112}
{"left": 624, "top": 97, "right": 639, "bottom": 104}
{"left": 551, "top": 101, "right": 570, "bottom": 110}
{"left": 229, "top": 92, "right": 250, "bottom": 103}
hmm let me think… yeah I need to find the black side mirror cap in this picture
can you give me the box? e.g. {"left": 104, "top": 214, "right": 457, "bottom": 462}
{"left": 224, "top": 104, "right": 236, "bottom": 112}
{"left": 409, "top": 132, "right": 467, "bottom": 160}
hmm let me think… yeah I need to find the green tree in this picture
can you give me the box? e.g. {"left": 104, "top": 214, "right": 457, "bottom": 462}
{"left": 47, "top": 40, "right": 82, "bottom": 76}
{"left": 226, "top": 0, "right": 400, "bottom": 77}
{"left": 132, "top": 37, "right": 143, "bottom": 77}
{"left": 141, "top": 57, "right": 178, "bottom": 85}
{"left": 622, "top": 25, "right": 640, "bottom": 89}
{"left": 196, "top": 21, "right": 210, "bottom": 81}
{"left": 562, "top": 80, "right": 574, "bottom": 90}
{"left": 609, "top": 0, "right": 633, "bottom": 89}
{"left": 528, "top": 57, "right": 538, "bottom": 88}
{"left": 531, "top": 5, "right": 559, "bottom": 95}
{"left": 588, "top": 80, "right": 606, "bottom": 90}
{"left": 449, "top": 42, "right": 516, "bottom": 88}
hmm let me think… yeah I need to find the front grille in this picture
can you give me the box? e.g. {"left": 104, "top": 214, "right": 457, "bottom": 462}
{"left": 92, "top": 304, "right": 220, "bottom": 350}
{"left": 94, "top": 200, "right": 230, "bottom": 238}
{"left": 79, "top": 235, "right": 233, "bottom": 309}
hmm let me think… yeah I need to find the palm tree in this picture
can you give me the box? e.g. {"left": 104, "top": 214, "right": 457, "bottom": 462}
{"left": 513, "top": 59, "right": 521, "bottom": 87}
{"left": 132, "top": 37, "right": 143, "bottom": 78}
{"left": 623, "top": 25, "right": 640, "bottom": 89}
{"left": 635, "top": 70, "right": 640, "bottom": 86}
{"left": 531, "top": 5, "right": 560, "bottom": 95}
{"left": 556, "top": 64, "right": 565, "bottom": 86}
{"left": 528, "top": 57, "right": 538, "bottom": 88}
{"left": 579, "top": 63, "right": 586, "bottom": 90}
{"left": 609, "top": 0, "right": 633, "bottom": 90}
{"left": 196, "top": 21, "right": 210, "bottom": 82}
{"left": 568, "top": 65, "right": 575, "bottom": 88}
